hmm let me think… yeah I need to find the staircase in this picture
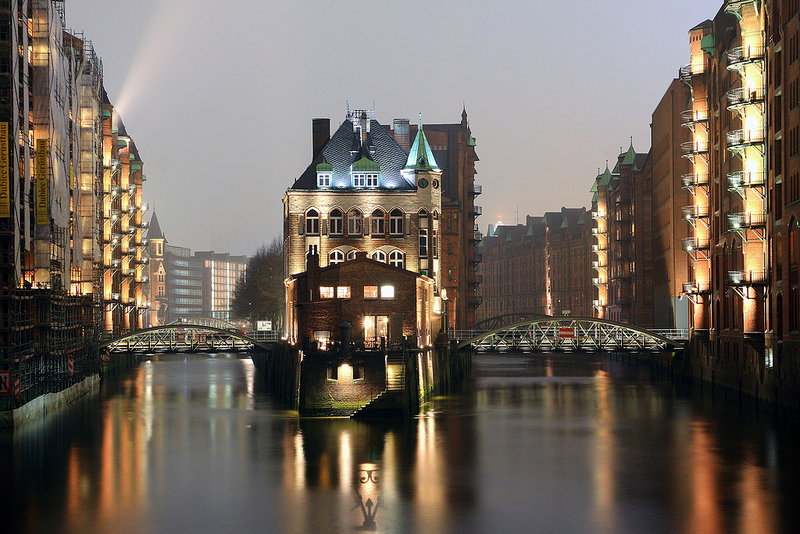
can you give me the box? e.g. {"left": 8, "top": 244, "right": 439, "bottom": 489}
{"left": 352, "top": 354, "right": 407, "bottom": 419}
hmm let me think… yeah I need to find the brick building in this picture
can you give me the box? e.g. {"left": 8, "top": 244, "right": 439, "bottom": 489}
{"left": 476, "top": 207, "right": 591, "bottom": 324}
{"left": 591, "top": 144, "right": 654, "bottom": 328}
{"left": 285, "top": 252, "right": 434, "bottom": 349}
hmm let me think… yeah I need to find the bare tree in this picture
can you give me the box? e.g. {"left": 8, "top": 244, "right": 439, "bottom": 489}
{"left": 232, "top": 237, "right": 284, "bottom": 329}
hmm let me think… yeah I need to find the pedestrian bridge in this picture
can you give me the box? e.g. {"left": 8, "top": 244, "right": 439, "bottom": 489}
{"left": 453, "top": 317, "right": 685, "bottom": 352}
{"left": 100, "top": 323, "right": 278, "bottom": 354}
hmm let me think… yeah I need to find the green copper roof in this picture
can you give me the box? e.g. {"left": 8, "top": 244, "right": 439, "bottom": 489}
{"left": 468, "top": 135, "right": 477, "bottom": 147}
{"left": 701, "top": 34, "right": 715, "bottom": 57}
{"left": 592, "top": 191, "right": 598, "bottom": 203}
{"left": 352, "top": 156, "right": 380, "bottom": 172}
{"left": 560, "top": 218, "right": 569, "bottom": 229}
{"left": 131, "top": 163, "right": 142, "bottom": 171}
{"left": 316, "top": 161, "right": 333, "bottom": 172}
{"left": 541, "top": 214, "right": 550, "bottom": 226}
{"left": 526, "top": 225, "right": 534, "bottom": 237}
{"left": 578, "top": 212, "right": 586, "bottom": 225}
{"left": 599, "top": 165, "right": 613, "bottom": 186}
{"left": 612, "top": 161, "right": 620, "bottom": 174}
{"left": 621, "top": 142, "right": 637, "bottom": 166}
{"left": 590, "top": 182, "right": 598, "bottom": 192}
{"left": 405, "top": 127, "right": 441, "bottom": 172}
{"left": 102, "top": 109, "right": 112, "bottom": 118}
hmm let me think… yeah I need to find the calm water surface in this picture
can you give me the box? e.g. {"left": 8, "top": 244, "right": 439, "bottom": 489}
{"left": 2, "top": 352, "right": 799, "bottom": 534}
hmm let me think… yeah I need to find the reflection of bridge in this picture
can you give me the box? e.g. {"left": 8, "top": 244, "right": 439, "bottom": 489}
{"left": 454, "top": 317, "right": 685, "bottom": 352}
{"left": 101, "top": 324, "right": 275, "bottom": 353}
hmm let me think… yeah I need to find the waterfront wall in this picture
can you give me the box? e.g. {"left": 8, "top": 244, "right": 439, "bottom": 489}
{"left": 0, "top": 374, "right": 99, "bottom": 428}
{"left": 674, "top": 333, "right": 800, "bottom": 421}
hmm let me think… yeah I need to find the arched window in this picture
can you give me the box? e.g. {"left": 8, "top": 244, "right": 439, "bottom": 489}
{"left": 390, "top": 209, "right": 403, "bottom": 235}
{"left": 371, "top": 250, "right": 386, "bottom": 262}
{"left": 371, "top": 209, "right": 385, "bottom": 236}
{"left": 305, "top": 209, "right": 319, "bottom": 235}
{"left": 329, "top": 209, "right": 343, "bottom": 236}
{"left": 389, "top": 250, "right": 404, "bottom": 268}
{"left": 348, "top": 208, "right": 362, "bottom": 236}
{"left": 346, "top": 250, "right": 359, "bottom": 261}
{"left": 329, "top": 250, "right": 344, "bottom": 265}
{"left": 418, "top": 209, "right": 429, "bottom": 257}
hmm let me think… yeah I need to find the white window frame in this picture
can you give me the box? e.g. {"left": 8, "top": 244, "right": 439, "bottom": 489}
{"left": 305, "top": 209, "right": 320, "bottom": 235}
{"left": 371, "top": 250, "right": 386, "bottom": 262}
{"left": 329, "top": 250, "right": 344, "bottom": 265}
{"left": 317, "top": 172, "right": 331, "bottom": 188}
{"left": 371, "top": 209, "right": 385, "bottom": 235}
{"left": 352, "top": 173, "right": 366, "bottom": 188}
{"left": 366, "top": 173, "right": 379, "bottom": 188}
{"left": 390, "top": 209, "right": 404, "bottom": 235}
{"left": 329, "top": 209, "right": 343, "bottom": 236}
{"left": 348, "top": 209, "right": 362, "bottom": 236}
{"left": 389, "top": 250, "right": 404, "bottom": 268}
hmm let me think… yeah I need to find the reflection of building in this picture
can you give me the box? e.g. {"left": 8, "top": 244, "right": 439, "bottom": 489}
{"left": 476, "top": 208, "right": 592, "bottom": 323}
{"left": 286, "top": 252, "right": 433, "bottom": 348}
{"left": 146, "top": 211, "right": 246, "bottom": 325}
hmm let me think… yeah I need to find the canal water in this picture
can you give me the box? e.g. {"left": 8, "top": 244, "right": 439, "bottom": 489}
{"left": 2, "top": 352, "right": 799, "bottom": 534}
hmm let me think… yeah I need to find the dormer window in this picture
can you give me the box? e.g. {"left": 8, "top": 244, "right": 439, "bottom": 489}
{"left": 317, "top": 172, "right": 331, "bottom": 188}
{"left": 366, "top": 173, "right": 379, "bottom": 187}
{"left": 353, "top": 173, "right": 366, "bottom": 188}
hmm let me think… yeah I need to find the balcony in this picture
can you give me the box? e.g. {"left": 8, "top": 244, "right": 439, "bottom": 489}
{"left": 471, "top": 184, "right": 482, "bottom": 196}
{"left": 592, "top": 260, "right": 606, "bottom": 269}
{"left": 682, "top": 172, "right": 710, "bottom": 189}
{"left": 592, "top": 277, "right": 607, "bottom": 287}
{"left": 105, "top": 258, "right": 121, "bottom": 269}
{"left": 470, "top": 296, "right": 484, "bottom": 307}
{"left": 592, "top": 243, "right": 608, "bottom": 252}
{"left": 682, "top": 205, "right": 709, "bottom": 221}
{"left": 727, "top": 128, "right": 765, "bottom": 151}
{"left": 108, "top": 209, "right": 122, "bottom": 221}
{"left": 678, "top": 63, "right": 706, "bottom": 85}
{"left": 683, "top": 280, "right": 711, "bottom": 294}
{"left": 728, "top": 211, "right": 766, "bottom": 231}
{"left": 681, "top": 140, "right": 709, "bottom": 158}
{"left": 681, "top": 236, "right": 710, "bottom": 253}
{"left": 469, "top": 274, "right": 483, "bottom": 286}
{"left": 727, "top": 86, "right": 765, "bottom": 110}
{"left": 592, "top": 227, "right": 607, "bottom": 235}
{"left": 728, "top": 270, "right": 768, "bottom": 286}
{"left": 680, "top": 107, "right": 709, "bottom": 128}
{"left": 727, "top": 170, "right": 765, "bottom": 191}
{"left": 613, "top": 249, "right": 629, "bottom": 261}
{"left": 727, "top": 45, "right": 765, "bottom": 70}
{"left": 474, "top": 253, "right": 483, "bottom": 263}
{"left": 591, "top": 210, "right": 606, "bottom": 220}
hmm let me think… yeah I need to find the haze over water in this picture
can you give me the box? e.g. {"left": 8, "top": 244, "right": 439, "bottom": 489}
{"left": 2, "top": 352, "right": 798, "bottom": 533}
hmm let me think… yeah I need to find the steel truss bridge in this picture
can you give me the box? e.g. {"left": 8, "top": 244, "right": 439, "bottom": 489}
{"left": 455, "top": 317, "right": 685, "bottom": 352}
{"left": 100, "top": 323, "right": 274, "bottom": 354}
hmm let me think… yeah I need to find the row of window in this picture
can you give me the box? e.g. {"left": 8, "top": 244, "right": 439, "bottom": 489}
{"left": 317, "top": 172, "right": 380, "bottom": 189}
{"left": 305, "top": 208, "right": 405, "bottom": 236}
{"left": 319, "top": 285, "right": 395, "bottom": 300}
{"left": 326, "top": 249, "right": 405, "bottom": 268}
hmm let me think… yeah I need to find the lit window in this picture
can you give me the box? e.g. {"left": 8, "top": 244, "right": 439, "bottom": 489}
{"left": 353, "top": 173, "right": 366, "bottom": 188}
{"left": 389, "top": 250, "right": 404, "bottom": 268}
{"left": 348, "top": 208, "right": 362, "bottom": 236}
{"left": 364, "top": 286, "right": 378, "bottom": 299}
{"left": 419, "top": 228, "right": 428, "bottom": 257}
{"left": 390, "top": 209, "right": 403, "bottom": 235}
{"left": 366, "top": 173, "right": 379, "bottom": 187}
{"left": 371, "top": 209, "right": 385, "bottom": 235}
{"left": 337, "top": 286, "right": 351, "bottom": 299}
{"left": 320, "top": 286, "right": 334, "bottom": 299}
{"left": 371, "top": 250, "right": 386, "bottom": 262}
{"left": 317, "top": 172, "right": 331, "bottom": 188}
{"left": 329, "top": 250, "right": 344, "bottom": 265}
{"left": 305, "top": 209, "right": 319, "bottom": 235}
{"left": 381, "top": 285, "right": 395, "bottom": 299}
{"left": 329, "top": 209, "right": 343, "bottom": 235}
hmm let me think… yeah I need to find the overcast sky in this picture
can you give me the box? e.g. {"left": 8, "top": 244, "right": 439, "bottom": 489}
{"left": 66, "top": 0, "right": 721, "bottom": 256}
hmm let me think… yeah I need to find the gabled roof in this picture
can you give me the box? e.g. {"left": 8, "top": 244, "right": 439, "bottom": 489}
{"left": 291, "top": 118, "right": 413, "bottom": 191}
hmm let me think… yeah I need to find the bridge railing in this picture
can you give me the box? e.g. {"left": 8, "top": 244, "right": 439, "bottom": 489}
{"left": 650, "top": 329, "right": 690, "bottom": 341}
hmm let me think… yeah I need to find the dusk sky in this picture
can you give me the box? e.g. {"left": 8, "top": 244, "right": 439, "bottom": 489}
{"left": 67, "top": 0, "right": 721, "bottom": 256}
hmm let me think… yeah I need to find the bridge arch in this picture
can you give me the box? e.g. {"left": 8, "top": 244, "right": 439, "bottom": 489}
{"left": 101, "top": 324, "right": 274, "bottom": 353}
{"left": 457, "top": 316, "right": 684, "bottom": 352}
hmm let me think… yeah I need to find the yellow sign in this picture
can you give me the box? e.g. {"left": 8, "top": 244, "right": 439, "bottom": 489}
{"left": 36, "top": 139, "right": 48, "bottom": 226}
{"left": 0, "top": 122, "right": 9, "bottom": 218}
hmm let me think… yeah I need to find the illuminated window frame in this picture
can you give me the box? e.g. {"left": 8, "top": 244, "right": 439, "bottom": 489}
{"left": 317, "top": 172, "right": 331, "bottom": 188}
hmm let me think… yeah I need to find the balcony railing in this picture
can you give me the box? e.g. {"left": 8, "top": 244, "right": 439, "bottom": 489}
{"left": 727, "top": 45, "right": 765, "bottom": 68}
{"left": 727, "top": 128, "right": 765, "bottom": 149}
{"left": 471, "top": 205, "right": 483, "bottom": 216}
{"left": 727, "top": 86, "right": 765, "bottom": 109}
{"left": 728, "top": 211, "right": 767, "bottom": 231}
{"left": 592, "top": 260, "right": 606, "bottom": 269}
{"left": 727, "top": 170, "right": 765, "bottom": 190}
{"left": 682, "top": 205, "right": 710, "bottom": 220}
{"left": 471, "top": 184, "right": 482, "bottom": 196}
{"left": 680, "top": 108, "right": 709, "bottom": 127}
{"left": 682, "top": 172, "right": 710, "bottom": 188}
{"left": 682, "top": 237, "right": 710, "bottom": 252}
{"left": 592, "top": 244, "right": 608, "bottom": 252}
{"left": 592, "top": 277, "right": 607, "bottom": 286}
{"left": 683, "top": 280, "right": 711, "bottom": 294}
{"left": 591, "top": 210, "right": 606, "bottom": 220}
{"left": 474, "top": 253, "right": 483, "bottom": 263}
{"left": 728, "top": 270, "right": 768, "bottom": 286}
{"left": 681, "top": 140, "right": 709, "bottom": 157}
{"left": 679, "top": 63, "right": 706, "bottom": 84}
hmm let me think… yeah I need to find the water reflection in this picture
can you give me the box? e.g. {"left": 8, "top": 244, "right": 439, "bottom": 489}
{"left": 1, "top": 352, "right": 799, "bottom": 534}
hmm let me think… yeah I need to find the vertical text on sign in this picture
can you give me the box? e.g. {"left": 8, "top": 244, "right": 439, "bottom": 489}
{"left": 36, "top": 139, "right": 48, "bottom": 225}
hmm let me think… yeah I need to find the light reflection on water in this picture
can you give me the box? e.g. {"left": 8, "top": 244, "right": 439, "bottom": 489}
{"left": 0, "top": 352, "right": 798, "bottom": 534}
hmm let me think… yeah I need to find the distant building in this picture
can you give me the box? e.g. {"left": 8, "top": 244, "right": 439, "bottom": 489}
{"left": 146, "top": 212, "right": 246, "bottom": 325}
{"left": 476, "top": 207, "right": 591, "bottom": 324}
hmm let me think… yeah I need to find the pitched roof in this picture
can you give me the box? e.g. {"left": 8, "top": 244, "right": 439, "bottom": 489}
{"left": 147, "top": 211, "right": 165, "bottom": 241}
{"left": 291, "top": 118, "right": 414, "bottom": 191}
{"left": 405, "top": 127, "right": 441, "bottom": 172}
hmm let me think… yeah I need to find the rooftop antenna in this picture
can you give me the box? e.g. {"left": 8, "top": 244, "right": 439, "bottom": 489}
{"left": 419, "top": 110, "right": 423, "bottom": 129}
{"left": 372, "top": 100, "right": 375, "bottom": 111}
{"left": 515, "top": 205, "right": 519, "bottom": 225}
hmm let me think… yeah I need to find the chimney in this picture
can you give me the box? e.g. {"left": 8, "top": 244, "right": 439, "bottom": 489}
{"left": 360, "top": 111, "right": 369, "bottom": 146}
{"left": 393, "top": 118, "right": 410, "bottom": 152}
{"left": 312, "top": 118, "right": 330, "bottom": 159}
